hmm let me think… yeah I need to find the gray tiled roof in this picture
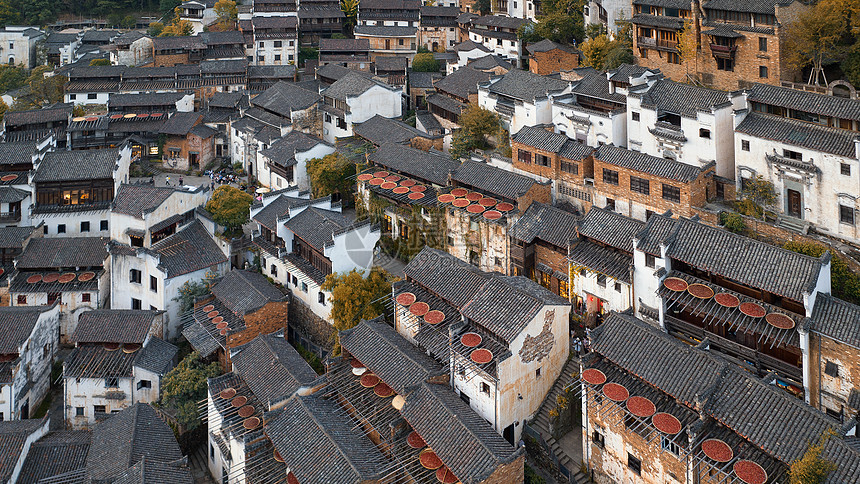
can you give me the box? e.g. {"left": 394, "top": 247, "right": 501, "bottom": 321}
{"left": 0, "top": 419, "right": 47, "bottom": 483}
{"left": 339, "top": 317, "right": 445, "bottom": 394}
{"left": 811, "top": 293, "right": 860, "bottom": 348}
{"left": 109, "top": 92, "right": 186, "bottom": 108}
{"left": 400, "top": 382, "right": 521, "bottom": 484}
{"left": 746, "top": 83, "right": 860, "bottom": 122}
{"left": 134, "top": 337, "right": 178, "bottom": 375}
{"left": 323, "top": 72, "right": 395, "bottom": 101}
{"left": 594, "top": 145, "right": 705, "bottom": 182}
{"left": 607, "top": 63, "right": 658, "bottom": 82}
{"left": 374, "top": 55, "right": 407, "bottom": 72}
{"left": 260, "top": 131, "right": 329, "bottom": 167}
{"left": 3, "top": 103, "right": 71, "bottom": 127}
{"left": 354, "top": 114, "right": 435, "bottom": 146}
{"left": 404, "top": 247, "right": 487, "bottom": 307}
{"left": 736, "top": 112, "right": 859, "bottom": 158}
{"left": 354, "top": 24, "right": 417, "bottom": 36}
{"left": 528, "top": 38, "right": 577, "bottom": 54}
{"left": 64, "top": 344, "right": 136, "bottom": 379}
{"left": 572, "top": 72, "right": 626, "bottom": 103}
{"left": 0, "top": 306, "right": 51, "bottom": 354}
{"left": 265, "top": 394, "right": 386, "bottom": 484}
{"left": 252, "top": 81, "right": 321, "bottom": 118}
{"left": 369, "top": 143, "right": 460, "bottom": 186}
{"left": 17, "top": 430, "right": 91, "bottom": 484}
{"left": 467, "top": 54, "right": 512, "bottom": 72}
{"left": 33, "top": 148, "right": 119, "bottom": 182}
{"left": 427, "top": 93, "right": 466, "bottom": 115}
{"left": 630, "top": 13, "right": 684, "bottom": 29}
{"left": 87, "top": 403, "right": 185, "bottom": 482}
{"left": 512, "top": 125, "right": 568, "bottom": 152}
{"left": 703, "top": 0, "right": 793, "bottom": 14}
{"left": 451, "top": 159, "right": 539, "bottom": 201}
{"left": 16, "top": 236, "right": 108, "bottom": 269}
{"left": 509, "top": 201, "right": 580, "bottom": 247}
{"left": 636, "top": 214, "right": 823, "bottom": 301}
{"left": 72, "top": 310, "right": 161, "bottom": 344}
{"left": 633, "top": 0, "right": 691, "bottom": 7}
{"left": 251, "top": 194, "right": 308, "bottom": 231}
{"left": 112, "top": 185, "right": 176, "bottom": 218}
{"left": 211, "top": 269, "right": 286, "bottom": 316}
{"left": 452, "top": 39, "right": 489, "bottom": 53}
{"left": 231, "top": 334, "right": 319, "bottom": 408}
{"left": 110, "top": 457, "right": 194, "bottom": 484}
{"left": 634, "top": 79, "right": 730, "bottom": 117}
{"left": 485, "top": 68, "right": 569, "bottom": 101}
{"left": 0, "top": 140, "right": 38, "bottom": 166}
{"left": 159, "top": 112, "right": 201, "bottom": 136}
{"left": 0, "top": 226, "right": 33, "bottom": 249}
{"left": 568, "top": 239, "right": 632, "bottom": 282}
{"left": 576, "top": 206, "right": 643, "bottom": 251}
{"left": 284, "top": 207, "right": 352, "bottom": 251}
{"left": 150, "top": 220, "right": 227, "bottom": 278}
{"left": 471, "top": 14, "right": 528, "bottom": 29}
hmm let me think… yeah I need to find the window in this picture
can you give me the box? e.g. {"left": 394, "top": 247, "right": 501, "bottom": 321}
{"left": 661, "top": 436, "right": 680, "bottom": 456}
{"left": 325, "top": 113, "right": 332, "bottom": 123}
{"left": 258, "top": 41, "right": 264, "bottom": 48}
{"left": 80, "top": 221, "right": 90, "bottom": 232}
{"left": 274, "top": 40, "right": 282, "bottom": 47}
{"left": 130, "top": 269, "right": 141, "bottom": 284}
{"left": 76, "top": 407, "right": 84, "bottom": 416}
{"left": 480, "top": 382, "right": 490, "bottom": 394}
{"left": 535, "top": 154, "right": 550, "bottom": 167}
{"left": 88, "top": 93, "right": 97, "bottom": 100}
{"left": 615, "top": 282, "right": 622, "bottom": 293}
{"left": 632, "top": 111, "right": 640, "bottom": 121}
{"left": 270, "top": 264, "right": 278, "bottom": 277}
{"left": 132, "top": 298, "right": 142, "bottom": 310}
{"left": 602, "top": 169, "right": 619, "bottom": 186}
{"left": 274, "top": 54, "right": 281, "bottom": 61}
{"left": 292, "top": 275, "right": 298, "bottom": 286}
{"left": 398, "top": 38, "right": 404, "bottom": 45}
{"left": 150, "top": 276, "right": 157, "bottom": 292}
{"left": 645, "top": 253, "right": 655, "bottom": 268}
{"left": 69, "top": 94, "right": 76, "bottom": 100}
{"left": 842, "top": 163, "right": 851, "bottom": 176}
{"left": 518, "top": 150, "right": 532, "bottom": 164}
{"left": 57, "top": 224, "right": 66, "bottom": 234}
{"left": 82, "top": 293, "right": 91, "bottom": 303}
{"left": 48, "top": 292, "right": 61, "bottom": 305}
{"left": 257, "top": 56, "right": 264, "bottom": 62}
{"left": 825, "top": 360, "right": 839, "bottom": 377}
{"left": 759, "top": 37, "right": 767, "bottom": 51}
{"left": 137, "top": 380, "right": 152, "bottom": 390}
{"left": 94, "top": 405, "right": 106, "bottom": 414}
{"left": 627, "top": 454, "right": 642, "bottom": 475}
{"left": 561, "top": 161, "right": 579, "bottom": 174}
{"left": 667, "top": 52, "right": 680, "bottom": 64}
{"left": 699, "top": 128, "right": 711, "bottom": 139}
{"left": 759, "top": 66, "right": 768, "bottom": 78}
{"left": 592, "top": 430, "right": 605, "bottom": 448}
{"left": 716, "top": 57, "right": 734, "bottom": 71}
{"left": 630, "top": 176, "right": 650, "bottom": 195}
{"left": 105, "top": 377, "right": 119, "bottom": 387}
{"left": 784, "top": 149, "right": 802, "bottom": 160}
{"left": 16, "top": 295, "right": 26, "bottom": 305}
{"left": 596, "top": 274, "right": 607, "bottom": 287}
{"left": 662, "top": 184, "right": 681, "bottom": 203}
{"left": 301, "top": 282, "right": 308, "bottom": 292}
{"left": 840, "top": 205, "right": 855, "bottom": 225}
{"left": 605, "top": 198, "right": 615, "bottom": 211}
{"left": 100, "top": 220, "right": 108, "bottom": 231}
{"left": 741, "top": 140, "right": 750, "bottom": 151}
{"left": 535, "top": 367, "right": 542, "bottom": 378}
{"left": 318, "top": 292, "right": 325, "bottom": 305}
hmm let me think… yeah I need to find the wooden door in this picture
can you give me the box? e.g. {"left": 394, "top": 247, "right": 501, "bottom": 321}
{"left": 787, "top": 189, "right": 801, "bottom": 218}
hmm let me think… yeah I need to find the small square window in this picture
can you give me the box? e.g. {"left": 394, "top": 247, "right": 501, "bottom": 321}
{"left": 535, "top": 367, "right": 542, "bottom": 378}
{"left": 16, "top": 295, "right": 26, "bottom": 305}
{"left": 274, "top": 41, "right": 282, "bottom": 47}
{"left": 318, "top": 292, "right": 325, "bottom": 305}
{"left": 137, "top": 379, "right": 152, "bottom": 389}
{"left": 87, "top": 93, "right": 97, "bottom": 100}
{"left": 632, "top": 111, "right": 640, "bottom": 121}
{"left": 132, "top": 298, "right": 142, "bottom": 310}
{"left": 57, "top": 224, "right": 66, "bottom": 234}
{"left": 480, "top": 382, "right": 490, "bottom": 394}
{"left": 258, "top": 41, "right": 264, "bottom": 48}
{"left": 759, "top": 66, "right": 768, "bottom": 78}
{"left": 840, "top": 205, "right": 855, "bottom": 225}
{"left": 301, "top": 282, "right": 308, "bottom": 292}
{"left": 699, "top": 128, "right": 710, "bottom": 139}
{"left": 615, "top": 282, "right": 622, "bottom": 292}
{"left": 82, "top": 293, "right": 91, "bottom": 303}
{"left": 759, "top": 37, "right": 767, "bottom": 52}
{"left": 75, "top": 407, "right": 84, "bottom": 416}
{"left": 130, "top": 269, "right": 141, "bottom": 284}
{"left": 605, "top": 198, "right": 615, "bottom": 211}
{"left": 825, "top": 360, "right": 839, "bottom": 377}
{"left": 628, "top": 453, "right": 642, "bottom": 475}
{"left": 80, "top": 221, "right": 90, "bottom": 232}
{"left": 94, "top": 405, "right": 106, "bottom": 414}
{"left": 645, "top": 253, "right": 655, "bottom": 268}
{"left": 69, "top": 94, "right": 76, "bottom": 100}
{"left": 741, "top": 140, "right": 750, "bottom": 151}
{"left": 275, "top": 54, "right": 281, "bottom": 61}
{"left": 150, "top": 276, "right": 158, "bottom": 292}
{"left": 100, "top": 220, "right": 108, "bottom": 231}
{"left": 592, "top": 430, "right": 605, "bottom": 448}
{"left": 841, "top": 163, "right": 851, "bottom": 176}
{"left": 596, "top": 274, "right": 607, "bottom": 287}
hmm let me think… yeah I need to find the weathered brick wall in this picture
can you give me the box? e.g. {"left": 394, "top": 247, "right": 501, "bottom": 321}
{"left": 410, "top": 136, "right": 444, "bottom": 151}
{"left": 226, "top": 300, "right": 290, "bottom": 349}
{"left": 154, "top": 53, "right": 190, "bottom": 67}
{"left": 530, "top": 50, "right": 579, "bottom": 76}
{"left": 516, "top": 182, "right": 552, "bottom": 213}
{"left": 481, "top": 454, "right": 525, "bottom": 484}
{"left": 809, "top": 333, "right": 860, "bottom": 419}
{"left": 288, "top": 293, "right": 335, "bottom": 350}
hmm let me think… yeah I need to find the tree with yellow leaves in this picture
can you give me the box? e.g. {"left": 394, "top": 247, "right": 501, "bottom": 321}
{"left": 214, "top": 0, "right": 237, "bottom": 29}
{"left": 677, "top": 19, "right": 698, "bottom": 81}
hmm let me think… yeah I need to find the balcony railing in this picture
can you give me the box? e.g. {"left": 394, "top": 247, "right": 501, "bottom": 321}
{"left": 709, "top": 43, "right": 737, "bottom": 59}
{"left": 637, "top": 36, "right": 678, "bottom": 51}
{"left": 0, "top": 211, "right": 21, "bottom": 223}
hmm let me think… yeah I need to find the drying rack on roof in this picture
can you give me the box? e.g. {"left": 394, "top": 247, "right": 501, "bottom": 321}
{"left": 658, "top": 271, "right": 802, "bottom": 349}
{"left": 688, "top": 422, "right": 787, "bottom": 484}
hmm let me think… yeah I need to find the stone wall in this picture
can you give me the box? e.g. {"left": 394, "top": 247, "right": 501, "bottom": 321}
{"left": 530, "top": 49, "right": 579, "bottom": 76}
{"left": 809, "top": 333, "right": 860, "bottom": 420}
{"left": 481, "top": 454, "right": 525, "bottom": 484}
{"left": 288, "top": 293, "right": 335, "bottom": 351}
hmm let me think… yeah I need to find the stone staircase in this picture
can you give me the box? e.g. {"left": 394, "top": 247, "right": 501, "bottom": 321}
{"left": 532, "top": 357, "right": 590, "bottom": 483}
{"left": 777, "top": 215, "right": 808, "bottom": 234}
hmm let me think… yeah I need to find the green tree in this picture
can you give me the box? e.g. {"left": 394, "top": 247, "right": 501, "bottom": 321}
{"left": 214, "top": 0, "right": 237, "bottom": 29}
{"left": 784, "top": 241, "right": 860, "bottom": 305}
{"left": 788, "top": 429, "right": 838, "bottom": 484}
{"left": 159, "top": 352, "right": 221, "bottom": 429}
{"left": 173, "top": 276, "right": 216, "bottom": 313}
{"left": 0, "top": 99, "right": 8, "bottom": 122}
{"left": 205, "top": 185, "right": 254, "bottom": 233}
{"left": 783, "top": 0, "right": 854, "bottom": 85}
{"left": 0, "top": 65, "right": 27, "bottom": 94}
{"left": 340, "top": 0, "right": 359, "bottom": 30}
{"left": 148, "top": 21, "right": 165, "bottom": 37}
{"left": 579, "top": 34, "right": 612, "bottom": 69}
{"left": 719, "top": 212, "right": 746, "bottom": 235}
{"left": 306, "top": 153, "right": 357, "bottom": 205}
{"left": 604, "top": 45, "right": 634, "bottom": 69}
{"left": 737, "top": 175, "right": 777, "bottom": 220}
{"left": 472, "top": 0, "right": 491, "bottom": 15}
{"left": 585, "top": 22, "right": 607, "bottom": 40}
{"left": 530, "top": 0, "right": 586, "bottom": 45}
{"left": 322, "top": 267, "right": 394, "bottom": 334}
{"left": 89, "top": 58, "right": 111, "bottom": 66}
{"left": 450, "top": 104, "right": 501, "bottom": 157}
{"left": 411, "top": 52, "right": 440, "bottom": 72}
{"left": 25, "top": 66, "right": 66, "bottom": 107}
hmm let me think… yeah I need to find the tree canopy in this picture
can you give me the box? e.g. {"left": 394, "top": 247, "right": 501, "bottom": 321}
{"left": 472, "top": 0, "right": 491, "bottom": 16}
{"left": 306, "top": 152, "right": 357, "bottom": 206}
{"left": 341, "top": 0, "right": 359, "bottom": 30}
{"left": 159, "top": 352, "right": 221, "bottom": 429}
{"left": 519, "top": 0, "right": 586, "bottom": 45}
{"left": 736, "top": 175, "right": 777, "bottom": 220}
{"left": 411, "top": 52, "right": 440, "bottom": 72}
{"left": 0, "top": 65, "right": 26, "bottom": 95}
{"left": 214, "top": 0, "right": 238, "bottom": 29}
{"left": 784, "top": 241, "right": 860, "bottom": 305}
{"left": 788, "top": 429, "right": 837, "bottom": 484}
{"left": 205, "top": 185, "right": 254, "bottom": 233}
{"left": 321, "top": 267, "right": 394, "bottom": 335}
{"left": 783, "top": 0, "right": 860, "bottom": 86}
{"left": 579, "top": 27, "right": 633, "bottom": 71}
{"left": 450, "top": 104, "right": 502, "bottom": 158}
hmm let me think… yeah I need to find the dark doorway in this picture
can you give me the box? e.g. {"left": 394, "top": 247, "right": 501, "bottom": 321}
{"left": 20, "top": 399, "right": 29, "bottom": 419}
{"left": 503, "top": 423, "right": 515, "bottom": 445}
{"left": 787, "top": 189, "right": 802, "bottom": 218}
{"left": 189, "top": 152, "right": 199, "bottom": 170}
